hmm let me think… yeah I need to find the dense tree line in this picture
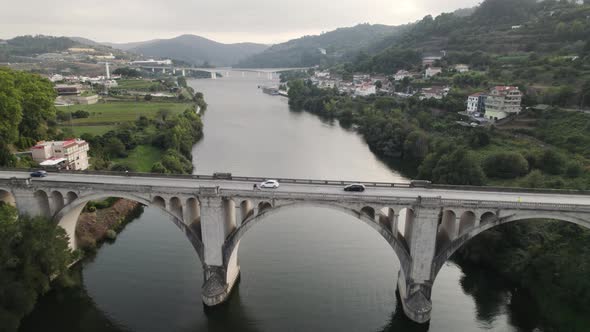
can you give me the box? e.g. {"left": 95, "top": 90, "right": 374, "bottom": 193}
{"left": 0, "top": 68, "right": 57, "bottom": 167}
{"left": 0, "top": 204, "right": 73, "bottom": 332}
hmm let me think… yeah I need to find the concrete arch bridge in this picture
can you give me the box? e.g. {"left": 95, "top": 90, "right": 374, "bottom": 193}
{"left": 1, "top": 170, "right": 589, "bottom": 323}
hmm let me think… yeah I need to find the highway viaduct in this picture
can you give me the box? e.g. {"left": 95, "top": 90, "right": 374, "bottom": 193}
{"left": 1, "top": 169, "right": 589, "bottom": 323}
{"left": 133, "top": 65, "right": 310, "bottom": 80}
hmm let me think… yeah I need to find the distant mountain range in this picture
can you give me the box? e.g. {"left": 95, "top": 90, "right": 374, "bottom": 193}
{"left": 72, "top": 35, "right": 269, "bottom": 67}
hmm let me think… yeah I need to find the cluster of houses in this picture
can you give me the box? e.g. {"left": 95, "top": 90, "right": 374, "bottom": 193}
{"left": 307, "top": 52, "right": 523, "bottom": 122}
{"left": 466, "top": 86, "right": 523, "bottom": 121}
{"left": 310, "top": 71, "right": 388, "bottom": 97}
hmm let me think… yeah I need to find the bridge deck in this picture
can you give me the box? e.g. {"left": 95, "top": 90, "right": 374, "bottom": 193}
{"left": 1, "top": 170, "right": 589, "bottom": 207}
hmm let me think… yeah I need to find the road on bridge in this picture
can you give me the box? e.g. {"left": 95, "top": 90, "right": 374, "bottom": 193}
{"left": 1, "top": 171, "right": 589, "bottom": 206}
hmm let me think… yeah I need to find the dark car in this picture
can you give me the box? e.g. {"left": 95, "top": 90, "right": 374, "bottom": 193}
{"left": 30, "top": 170, "right": 48, "bottom": 177}
{"left": 344, "top": 184, "right": 365, "bottom": 192}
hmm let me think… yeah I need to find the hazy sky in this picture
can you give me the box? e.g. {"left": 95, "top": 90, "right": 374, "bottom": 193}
{"left": 0, "top": 0, "right": 480, "bottom": 44}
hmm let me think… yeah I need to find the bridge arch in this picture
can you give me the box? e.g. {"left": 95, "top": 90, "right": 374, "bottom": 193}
{"left": 35, "top": 190, "right": 51, "bottom": 216}
{"left": 223, "top": 201, "right": 412, "bottom": 277}
{"left": 53, "top": 192, "right": 204, "bottom": 263}
{"left": 51, "top": 191, "right": 65, "bottom": 215}
{"left": 0, "top": 188, "right": 16, "bottom": 207}
{"left": 432, "top": 210, "right": 590, "bottom": 279}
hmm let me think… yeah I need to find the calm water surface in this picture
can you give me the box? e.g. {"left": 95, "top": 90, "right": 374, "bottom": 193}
{"left": 20, "top": 71, "right": 545, "bottom": 332}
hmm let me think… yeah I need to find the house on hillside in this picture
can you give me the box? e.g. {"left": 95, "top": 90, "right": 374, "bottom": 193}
{"left": 424, "top": 67, "right": 442, "bottom": 78}
{"left": 466, "top": 92, "right": 487, "bottom": 114}
{"left": 394, "top": 70, "right": 412, "bottom": 81}
{"left": 31, "top": 139, "right": 90, "bottom": 170}
{"left": 422, "top": 56, "right": 442, "bottom": 67}
{"left": 484, "top": 86, "right": 522, "bottom": 121}
{"left": 420, "top": 86, "right": 449, "bottom": 100}
{"left": 455, "top": 64, "right": 469, "bottom": 73}
{"left": 355, "top": 83, "right": 376, "bottom": 97}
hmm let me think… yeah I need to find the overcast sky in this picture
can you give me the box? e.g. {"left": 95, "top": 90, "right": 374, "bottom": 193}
{"left": 0, "top": 0, "right": 480, "bottom": 44}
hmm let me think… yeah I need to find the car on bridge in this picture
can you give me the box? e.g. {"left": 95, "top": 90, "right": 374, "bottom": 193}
{"left": 344, "top": 183, "right": 365, "bottom": 192}
{"left": 30, "top": 170, "right": 48, "bottom": 178}
{"left": 30, "top": 171, "right": 47, "bottom": 178}
{"left": 260, "top": 180, "right": 280, "bottom": 189}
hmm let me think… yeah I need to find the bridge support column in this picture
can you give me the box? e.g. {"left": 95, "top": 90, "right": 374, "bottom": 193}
{"left": 200, "top": 196, "right": 239, "bottom": 306}
{"left": 182, "top": 69, "right": 186, "bottom": 77}
{"left": 211, "top": 72, "right": 216, "bottom": 79}
{"left": 397, "top": 205, "right": 440, "bottom": 324}
{"left": 152, "top": 68, "right": 155, "bottom": 73}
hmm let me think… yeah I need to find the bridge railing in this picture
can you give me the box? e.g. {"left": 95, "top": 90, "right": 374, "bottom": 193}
{"left": 2, "top": 167, "right": 590, "bottom": 196}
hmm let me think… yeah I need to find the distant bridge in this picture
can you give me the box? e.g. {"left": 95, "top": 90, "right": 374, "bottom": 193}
{"left": 1, "top": 169, "right": 589, "bottom": 323}
{"left": 132, "top": 65, "right": 311, "bottom": 80}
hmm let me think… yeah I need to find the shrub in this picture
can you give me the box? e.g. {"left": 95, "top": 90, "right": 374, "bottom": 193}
{"left": 105, "top": 229, "right": 117, "bottom": 241}
{"left": 483, "top": 152, "right": 529, "bottom": 179}
{"left": 539, "top": 149, "right": 566, "bottom": 175}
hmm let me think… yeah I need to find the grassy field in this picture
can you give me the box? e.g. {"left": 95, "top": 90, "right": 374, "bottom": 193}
{"left": 60, "top": 102, "right": 192, "bottom": 125}
{"left": 115, "top": 79, "right": 160, "bottom": 91}
{"left": 112, "top": 145, "right": 163, "bottom": 172}
{"left": 59, "top": 125, "right": 114, "bottom": 136}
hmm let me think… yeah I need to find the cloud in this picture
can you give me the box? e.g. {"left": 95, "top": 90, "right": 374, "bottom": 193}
{"left": 0, "top": 0, "right": 480, "bottom": 43}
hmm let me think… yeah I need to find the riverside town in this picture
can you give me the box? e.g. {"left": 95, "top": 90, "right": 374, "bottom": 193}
{"left": 1, "top": 1, "right": 590, "bottom": 332}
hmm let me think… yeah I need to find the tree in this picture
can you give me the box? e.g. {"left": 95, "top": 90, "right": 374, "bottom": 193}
{"left": 431, "top": 148, "right": 486, "bottom": 185}
{"left": 375, "top": 80, "right": 383, "bottom": 89}
{"left": 0, "top": 206, "right": 72, "bottom": 332}
{"left": 483, "top": 152, "right": 529, "bottom": 179}
{"left": 156, "top": 108, "right": 171, "bottom": 122}
{"left": 403, "top": 131, "right": 430, "bottom": 161}
{"left": 144, "top": 94, "right": 152, "bottom": 101}
{"left": 0, "top": 69, "right": 23, "bottom": 145}
{"left": 104, "top": 137, "right": 127, "bottom": 158}
{"left": 539, "top": 149, "right": 566, "bottom": 175}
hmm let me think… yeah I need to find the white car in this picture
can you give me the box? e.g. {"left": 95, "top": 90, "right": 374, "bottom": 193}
{"left": 260, "top": 180, "right": 280, "bottom": 189}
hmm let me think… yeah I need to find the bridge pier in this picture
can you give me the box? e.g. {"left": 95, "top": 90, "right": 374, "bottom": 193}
{"left": 200, "top": 196, "right": 239, "bottom": 306}
{"left": 397, "top": 205, "right": 440, "bottom": 323}
{"left": 182, "top": 69, "right": 186, "bottom": 77}
{"left": 211, "top": 72, "right": 216, "bottom": 80}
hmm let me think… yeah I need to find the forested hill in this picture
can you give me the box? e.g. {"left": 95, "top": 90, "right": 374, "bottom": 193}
{"left": 0, "top": 35, "right": 126, "bottom": 62}
{"left": 348, "top": 0, "right": 590, "bottom": 73}
{"left": 236, "top": 24, "right": 406, "bottom": 68}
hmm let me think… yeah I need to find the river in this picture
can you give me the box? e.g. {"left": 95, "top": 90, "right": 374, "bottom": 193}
{"left": 20, "top": 71, "right": 546, "bottom": 332}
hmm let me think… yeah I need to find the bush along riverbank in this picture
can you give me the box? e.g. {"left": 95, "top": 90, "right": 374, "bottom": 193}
{"left": 287, "top": 79, "right": 590, "bottom": 330}
{"left": 76, "top": 198, "right": 144, "bottom": 252}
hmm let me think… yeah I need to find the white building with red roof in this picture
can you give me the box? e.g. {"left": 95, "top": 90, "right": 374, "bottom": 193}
{"left": 31, "top": 139, "right": 90, "bottom": 170}
{"left": 484, "top": 86, "right": 522, "bottom": 121}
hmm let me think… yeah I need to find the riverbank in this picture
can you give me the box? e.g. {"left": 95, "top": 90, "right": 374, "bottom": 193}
{"left": 286, "top": 79, "right": 590, "bottom": 330}
{"left": 76, "top": 198, "right": 144, "bottom": 252}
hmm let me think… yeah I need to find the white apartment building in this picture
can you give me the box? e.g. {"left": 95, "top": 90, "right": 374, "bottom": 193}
{"left": 467, "top": 92, "right": 487, "bottom": 114}
{"left": 485, "top": 86, "right": 522, "bottom": 121}
{"left": 31, "top": 139, "right": 90, "bottom": 170}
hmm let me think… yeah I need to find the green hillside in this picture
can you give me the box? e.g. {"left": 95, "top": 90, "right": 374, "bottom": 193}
{"left": 236, "top": 24, "right": 405, "bottom": 68}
